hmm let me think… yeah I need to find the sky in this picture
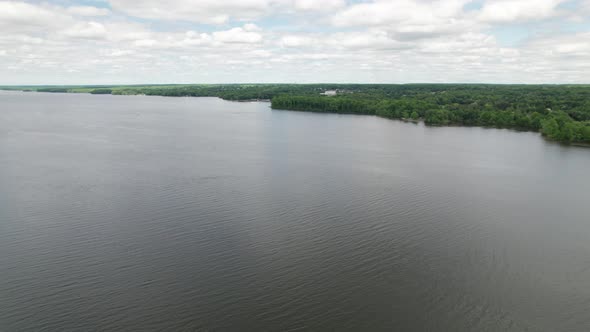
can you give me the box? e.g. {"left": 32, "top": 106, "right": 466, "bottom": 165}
{"left": 1, "top": 0, "right": 589, "bottom": 84}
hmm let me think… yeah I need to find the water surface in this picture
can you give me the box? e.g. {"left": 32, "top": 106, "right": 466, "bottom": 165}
{"left": 1, "top": 91, "right": 589, "bottom": 331}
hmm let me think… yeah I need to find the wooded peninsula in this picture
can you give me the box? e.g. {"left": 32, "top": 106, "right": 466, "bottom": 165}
{"left": 3, "top": 84, "right": 590, "bottom": 144}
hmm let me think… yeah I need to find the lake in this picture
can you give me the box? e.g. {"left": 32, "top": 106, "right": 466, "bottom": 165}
{"left": 1, "top": 91, "right": 589, "bottom": 331}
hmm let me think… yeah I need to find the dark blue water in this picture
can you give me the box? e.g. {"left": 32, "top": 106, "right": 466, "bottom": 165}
{"left": 1, "top": 91, "right": 589, "bottom": 331}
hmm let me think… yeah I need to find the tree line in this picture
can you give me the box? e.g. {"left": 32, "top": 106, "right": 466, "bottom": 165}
{"left": 270, "top": 86, "right": 590, "bottom": 144}
{"left": 10, "top": 84, "right": 590, "bottom": 144}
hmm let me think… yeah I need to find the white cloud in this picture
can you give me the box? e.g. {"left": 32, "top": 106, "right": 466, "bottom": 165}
{"left": 243, "top": 23, "right": 261, "bottom": 32}
{"left": 108, "top": 0, "right": 276, "bottom": 24}
{"left": 181, "top": 31, "right": 213, "bottom": 46}
{"left": 280, "top": 35, "right": 316, "bottom": 47}
{"left": 417, "top": 32, "right": 496, "bottom": 54}
{"left": 478, "top": 0, "right": 567, "bottom": 23}
{"left": 0, "top": 0, "right": 589, "bottom": 84}
{"left": 104, "top": 49, "right": 136, "bottom": 57}
{"left": 332, "top": 0, "right": 471, "bottom": 27}
{"left": 213, "top": 25, "right": 263, "bottom": 43}
{"left": 133, "top": 39, "right": 158, "bottom": 47}
{"left": 330, "top": 0, "right": 481, "bottom": 41}
{"left": 331, "top": 30, "right": 405, "bottom": 49}
{"left": 67, "top": 6, "right": 110, "bottom": 17}
{"left": 0, "top": 34, "right": 45, "bottom": 45}
{"left": 525, "top": 32, "right": 590, "bottom": 57}
{"left": 130, "top": 25, "right": 265, "bottom": 49}
{"left": 556, "top": 42, "right": 590, "bottom": 55}
{"left": 61, "top": 21, "right": 107, "bottom": 39}
{"left": 101, "top": 22, "right": 153, "bottom": 42}
{"left": 108, "top": 0, "right": 347, "bottom": 24}
{"left": 247, "top": 49, "right": 273, "bottom": 57}
{"left": 292, "top": 0, "right": 345, "bottom": 11}
{"left": 0, "top": 1, "right": 73, "bottom": 32}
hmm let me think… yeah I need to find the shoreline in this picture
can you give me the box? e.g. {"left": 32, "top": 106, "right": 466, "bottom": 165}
{"left": 3, "top": 87, "right": 589, "bottom": 147}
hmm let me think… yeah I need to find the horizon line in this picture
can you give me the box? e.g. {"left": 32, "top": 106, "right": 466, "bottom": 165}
{"left": 2, "top": 82, "right": 590, "bottom": 87}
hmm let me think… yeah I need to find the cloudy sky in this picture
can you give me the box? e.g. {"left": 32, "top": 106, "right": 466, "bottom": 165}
{"left": 1, "top": 0, "right": 589, "bottom": 84}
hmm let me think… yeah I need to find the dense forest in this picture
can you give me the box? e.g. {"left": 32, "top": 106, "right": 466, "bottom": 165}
{"left": 270, "top": 85, "right": 590, "bottom": 144}
{"left": 2, "top": 84, "right": 589, "bottom": 144}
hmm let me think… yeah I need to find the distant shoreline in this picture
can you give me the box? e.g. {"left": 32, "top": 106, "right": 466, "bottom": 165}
{"left": 3, "top": 84, "right": 589, "bottom": 145}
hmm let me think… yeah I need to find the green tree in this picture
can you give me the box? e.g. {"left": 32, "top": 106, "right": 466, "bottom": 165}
{"left": 541, "top": 118, "right": 560, "bottom": 139}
